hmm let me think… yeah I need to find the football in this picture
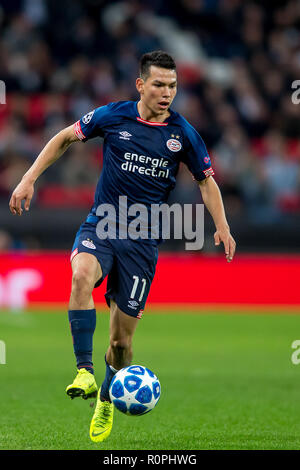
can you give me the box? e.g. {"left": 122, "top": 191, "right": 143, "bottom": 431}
{"left": 109, "top": 365, "right": 161, "bottom": 416}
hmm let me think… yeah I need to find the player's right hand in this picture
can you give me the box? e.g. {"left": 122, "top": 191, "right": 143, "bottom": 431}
{"left": 9, "top": 179, "right": 34, "bottom": 216}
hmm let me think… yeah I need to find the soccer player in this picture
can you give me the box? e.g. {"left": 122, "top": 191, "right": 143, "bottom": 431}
{"left": 9, "top": 50, "right": 236, "bottom": 443}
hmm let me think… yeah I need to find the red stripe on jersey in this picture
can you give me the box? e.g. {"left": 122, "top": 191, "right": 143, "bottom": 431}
{"left": 203, "top": 167, "right": 215, "bottom": 178}
{"left": 74, "top": 120, "right": 86, "bottom": 140}
{"left": 136, "top": 117, "right": 168, "bottom": 126}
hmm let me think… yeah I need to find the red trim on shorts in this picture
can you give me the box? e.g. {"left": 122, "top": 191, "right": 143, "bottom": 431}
{"left": 137, "top": 309, "right": 144, "bottom": 319}
{"left": 70, "top": 248, "right": 78, "bottom": 262}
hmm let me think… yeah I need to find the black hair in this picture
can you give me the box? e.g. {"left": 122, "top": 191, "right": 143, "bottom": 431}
{"left": 139, "top": 50, "right": 176, "bottom": 80}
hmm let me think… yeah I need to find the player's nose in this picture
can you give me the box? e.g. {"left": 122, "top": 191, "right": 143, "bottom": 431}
{"left": 162, "top": 87, "right": 171, "bottom": 97}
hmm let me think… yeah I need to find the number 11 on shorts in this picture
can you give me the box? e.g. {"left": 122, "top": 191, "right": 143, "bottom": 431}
{"left": 130, "top": 275, "right": 147, "bottom": 302}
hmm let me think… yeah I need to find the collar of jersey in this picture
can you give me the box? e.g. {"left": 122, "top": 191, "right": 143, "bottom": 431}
{"left": 134, "top": 101, "right": 175, "bottom": 126}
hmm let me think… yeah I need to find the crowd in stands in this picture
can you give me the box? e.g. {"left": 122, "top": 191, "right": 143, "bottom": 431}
{"left": 0, "top": 0, "right": 299, "bottom": 245}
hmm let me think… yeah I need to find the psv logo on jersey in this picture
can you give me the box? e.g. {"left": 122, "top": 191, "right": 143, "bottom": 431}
{"left": 166, "top": 139, "right": 182, "bottom": 152}
{"left": 82, "top": 239, "right": 96, "bottom": 249}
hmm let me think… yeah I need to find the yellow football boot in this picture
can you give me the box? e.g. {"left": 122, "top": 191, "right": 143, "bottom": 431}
{"left": 66, "top": 368, "right": 98, "bottom": 400}
{"left": 90, "top": 389, "right": 114, "bottom": 442}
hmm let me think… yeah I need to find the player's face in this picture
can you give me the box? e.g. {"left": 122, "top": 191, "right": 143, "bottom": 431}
{"left": 137, "top": 66, "right": 177, "bottom": 116}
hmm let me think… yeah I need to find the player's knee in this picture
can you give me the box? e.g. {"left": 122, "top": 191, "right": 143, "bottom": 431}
{"left": 71, "top": 267, "right": 95, "bottom": 295}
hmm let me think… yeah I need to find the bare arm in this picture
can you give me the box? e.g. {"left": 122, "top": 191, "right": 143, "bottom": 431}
{"left": 9, "top": 124, "right": 79, "bottom": 216}
{"left": 199, "top": 176, "right": 236, "bottom": 262}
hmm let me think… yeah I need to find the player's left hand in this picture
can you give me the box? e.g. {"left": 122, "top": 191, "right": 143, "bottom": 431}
{"left": 214, "top": 227, "right": 236, "bottom": 263}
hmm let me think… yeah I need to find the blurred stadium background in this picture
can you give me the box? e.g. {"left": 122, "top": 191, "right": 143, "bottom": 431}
{"left": 0, "top": 0, "right": 300, "bottom": 310}
{"left": 1, "top": 0, "right": 300, "bottom": 248}
{"left": 1, "top": 0, "right": 300, "bottom": 452}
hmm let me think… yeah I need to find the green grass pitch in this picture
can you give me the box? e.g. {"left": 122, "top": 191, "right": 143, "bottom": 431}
{"left": 0, "top": 308, "right": 300, "bottom": 450}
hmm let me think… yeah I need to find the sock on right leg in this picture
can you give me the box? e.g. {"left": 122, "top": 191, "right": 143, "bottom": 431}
{"left": 68, "top": 309, "right": 96, "bottom": 374}
{"left": 100, "top": 355, "right": 118, "bottom": 402}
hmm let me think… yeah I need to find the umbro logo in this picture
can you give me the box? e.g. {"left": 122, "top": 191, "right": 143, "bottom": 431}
{"left": 119, "top": 131, "right": 132, "bottom": 140}
{"left": 128, "top": 300, "right": 139, "bottom": 309}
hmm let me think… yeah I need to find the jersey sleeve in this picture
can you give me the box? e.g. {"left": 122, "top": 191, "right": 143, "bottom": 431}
{"left": 181, "top": 120, "right": 214, "bottom": 181}
{"left": 73, "top": 102, "right": 117, "bottom": 142}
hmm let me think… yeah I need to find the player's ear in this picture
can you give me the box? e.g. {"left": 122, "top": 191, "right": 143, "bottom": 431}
{"left": 136, "top": 77, "right": 144, "bottom": 95}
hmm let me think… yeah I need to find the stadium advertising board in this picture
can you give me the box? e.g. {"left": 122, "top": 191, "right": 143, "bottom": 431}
{"left": 0, "top": 253, "right": 299, "bottom": 310}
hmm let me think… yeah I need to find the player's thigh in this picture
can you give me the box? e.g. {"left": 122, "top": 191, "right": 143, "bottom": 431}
{"left": 109, "top": 299, "right": 139, "bottom": 345}
{"left": 115, "top": 240, "right": 158, "bottom": 318}
{"left": 71, "top": 221, "right": 114, "bottom": 287}
{"left": 71, "top": 252, "right": 102, "bottom": 287}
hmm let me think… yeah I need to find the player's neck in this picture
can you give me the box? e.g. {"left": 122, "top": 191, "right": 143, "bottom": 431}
{"left": 137, "top": 100, "right": 170, "bottom": 123}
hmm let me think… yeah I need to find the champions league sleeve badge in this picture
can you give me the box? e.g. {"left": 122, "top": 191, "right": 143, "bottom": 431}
{"left": 82, "top": 110, "right": 95, "bottom": 124}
